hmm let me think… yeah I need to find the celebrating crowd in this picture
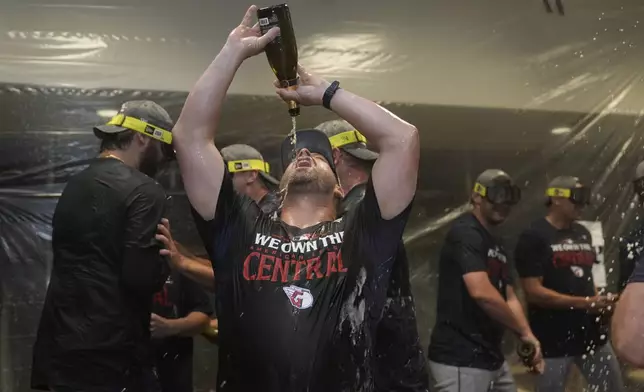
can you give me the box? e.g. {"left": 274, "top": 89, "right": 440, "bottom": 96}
{"left": 26, "top": 5, "right": 644, "bottom": 392}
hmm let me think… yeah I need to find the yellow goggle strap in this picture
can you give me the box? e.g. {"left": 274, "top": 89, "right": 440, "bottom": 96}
{"left": 473, "top": 182, "right": 487, "bottom": 196}
{"left": 107, "top": 114, "right": 173, "bottom": 145}
{"left": 328, "top": 130, "right": 368, "bottom": 148}
{"left": 227, "top": 159, "right": 271, "bottom": 174}
{"left": 546, "top": 187, "right": 572, "bottom": 198}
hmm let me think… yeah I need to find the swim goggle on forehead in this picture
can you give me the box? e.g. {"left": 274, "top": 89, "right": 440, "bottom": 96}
{"left": 546, "top": 186, "right": 592, "bottom": 205}
{"left": 105, "top": 114, "right": 176, "bottom": 161}
{"left": 473, "top": 182, "right": 521, "bottom": 205}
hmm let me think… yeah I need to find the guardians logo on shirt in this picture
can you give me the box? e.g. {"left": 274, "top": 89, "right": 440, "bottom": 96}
{"left": 243, "top": 231, "right": 348, "bottom": 283}
{"left": 487, "top": 246, "right": 509, "bottom": 278}
{"left": 550, "top": 238, "right": 594, "bottom": 268}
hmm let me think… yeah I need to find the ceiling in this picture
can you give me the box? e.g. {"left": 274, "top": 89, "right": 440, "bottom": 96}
{"left": 1, "top": 0, "right": 643, "bottom": 113}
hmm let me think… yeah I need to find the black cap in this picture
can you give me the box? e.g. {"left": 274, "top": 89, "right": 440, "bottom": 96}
{"left": 93, "top": 100, "right": 174, "bottom": 139}
{"left": 281, "top": 129, "right": 336, "bottom": 174}
{"left": 476, "top": 169, "right": 513, "bottom": 186}
{"left": 547, "top": 176, "right": 580, "bottom": 190}
{"left": 473, "top": 169, "right": 521, "bottom": 205}
{"left": 316, "top": 120, "right": 379, "bottom": 161}
{"left": 220, "top": 144, "right": 279, "bottom": 186}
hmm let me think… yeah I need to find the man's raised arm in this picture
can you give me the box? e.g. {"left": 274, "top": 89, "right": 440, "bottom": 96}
{"left": 276, "top": 66, "right": 419, "bottom": 219}
{"left": 173, "top": 5, "right": 279, "bottom": 220}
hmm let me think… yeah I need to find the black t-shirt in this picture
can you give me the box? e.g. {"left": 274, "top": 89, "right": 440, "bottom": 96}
{"left": 428, "top": 213, "right": 512, "bottom": 370}
{"left": 514, "top": 218, "right": 604, "bottom": 358}
{"left": 619, "top": 212, "right": 644, "bottom": 291}
{"left": 31, "top": 158, "right": 167, "bottom": 391}
{"left": 258, "top": 191, "right": 281, "bottom": 214}
{"left": 342, "top": 184, "right": 429, "bottom": 392}
{"left": 628, "top": 245, "right": 644, "bottom": 283}
{"left": 151, "top": 270, "right": 212, "bottom": 392}
{"left": 192, "top": 170, "right": 412, "bottom": 392}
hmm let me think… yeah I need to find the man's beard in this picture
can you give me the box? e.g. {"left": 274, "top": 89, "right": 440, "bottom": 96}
{"left": 139, "top": 144, "right": 162, "bottom": 178}
{"left": 284, "top": 169, "right": 335, "bottom": 196}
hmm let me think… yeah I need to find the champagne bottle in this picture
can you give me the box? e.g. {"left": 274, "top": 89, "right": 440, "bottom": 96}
{"left": 517, "top": 341, "right": 536, "bottom": 364}
{"left": 257, "top": 4, "right": 300, "bottom": 117}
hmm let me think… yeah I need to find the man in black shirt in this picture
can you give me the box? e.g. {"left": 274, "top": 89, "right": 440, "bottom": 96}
{"left": 161, "top": 144, "right": 281, "bottom": 292}
{"left": 317, "top": 119, "right": 429, "bottom": 392}
{"left": 167, "top": 6, "right": 419, "bottom": 391}
{"left": 515, "top": 176, "right": 623, "bottom": 392}
{"left": 31, "top": 100, "right": 175, "bottom": 391}
{"left": 428, "top": 169, "right": 542, "bottom": 392}
{"left": 149, "top": 270, "right": 212, "bottom": 392}
{"left": 617, "top": 161, "right": 644, "bottom": 291}
{"left": 162, "top": 144, "right": 281, "bottom": 340}
{"left": 614, "top": 203, "right": 644, "bottom": 366}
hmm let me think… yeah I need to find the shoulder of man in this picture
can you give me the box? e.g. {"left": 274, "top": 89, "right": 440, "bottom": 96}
{"left": 339, "top": 183, "right": 368, "bottom": 216}
{"left": 447, "top": 215, "right": 485, "bottom": 244}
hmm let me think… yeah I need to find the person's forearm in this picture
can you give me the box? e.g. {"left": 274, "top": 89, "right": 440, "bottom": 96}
{"left": 526, "top": 286, "right": 588, "bottom": 310}
{"left": 168, "top": 312, "right": 211, "bottom": 337}
{"left": 507, "top": 296, "right": 532, "bottom": 337}
{"left": 177, "top": 255, "right": 215, "bottom": 291}
{"left": 329, "top": 89, "right": 417, "bottom": 153}
{"left": 613, "top": 282, "right": 644, "bottom": 366}
{"left": 173, "top": 44, "right": 243, "bottom": 144}
{"left": 474, "top": 293, "right": 529, "bottom": 337}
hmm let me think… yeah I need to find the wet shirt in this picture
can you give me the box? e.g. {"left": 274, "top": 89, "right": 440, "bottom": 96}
{"left": 192, "top": 171, "right": 411, "bottom": 392}
{"left": 428, "top": 213, "right": 512, "bottom": 370}
{"left": 258, "top": 190, "right": 281, "bottom": 214}
{"left": 342, "top": 183, "right": 429, "bottom": 392}
{"left": 515, "top": 218, "right": 603, "bottom": 358}
{"left": 151, "top": 270, "right": 212, "bottom": 392}
{"left": 31, "top": 158, "right": 167, "bottom": 391}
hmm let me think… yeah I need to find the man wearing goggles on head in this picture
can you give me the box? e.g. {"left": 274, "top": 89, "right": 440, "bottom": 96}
{"left": 166, "top": 5, "right": 419, "bottom": 391}
{"left": 515, "top": 176, "right": 623, "bottom": 392}
{"left": 157, "top": 145, "right": 281, "bottom": 347}
{"left": 317, "top": 119, "right": 429, "bottom": 392}
{"left": 31, "top": 100, "right": 176, "bottom": 392}
{"left": 429, "top": 169, "right": 542, "bottom": 392}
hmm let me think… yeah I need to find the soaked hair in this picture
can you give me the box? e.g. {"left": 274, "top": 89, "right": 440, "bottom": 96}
{"left": 99, "top": 130, "right": 136, "bottom": 153}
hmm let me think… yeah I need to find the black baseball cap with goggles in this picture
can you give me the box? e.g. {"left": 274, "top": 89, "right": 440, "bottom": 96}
{"left": 473, "top": 169, "right": 521, "bottom": 205}
{"left": 546, "top": 176, "right": 591, "bottom": 206}
{"left": 93, "top": 100, "right": 176, "bottom": 161}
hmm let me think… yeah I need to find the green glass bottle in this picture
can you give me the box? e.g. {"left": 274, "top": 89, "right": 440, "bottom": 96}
{"left": 257, "top": 4, "right": 300, "bottom": 117}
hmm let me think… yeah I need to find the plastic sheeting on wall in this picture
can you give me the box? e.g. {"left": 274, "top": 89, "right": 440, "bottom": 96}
{"left": 2, "top": 84, "right": 644, "bottom": 391}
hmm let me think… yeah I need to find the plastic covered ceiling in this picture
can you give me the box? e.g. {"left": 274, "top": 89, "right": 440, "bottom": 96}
{"left": 1, "top": 0, "right": 644, "bottom": 113}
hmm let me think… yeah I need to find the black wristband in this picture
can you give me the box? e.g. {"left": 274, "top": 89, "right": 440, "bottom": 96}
{"left": 322, "top": 81, "right": 341, "bottom": 110}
